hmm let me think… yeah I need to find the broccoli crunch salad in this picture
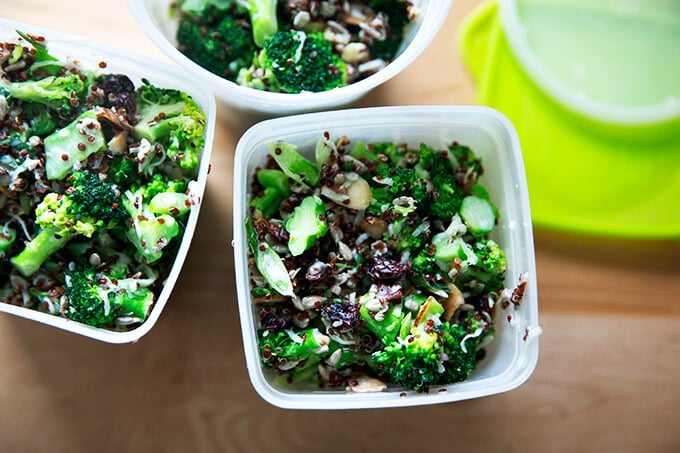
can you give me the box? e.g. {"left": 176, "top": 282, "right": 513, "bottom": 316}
{"left": 173, "top": 0, "right": 418, "bottom": 93}
{"left": 246, "top": 132, "right": 528, "bottom": 393}
{"left": 0, "top": 31, "right": 207, "bottom": 330}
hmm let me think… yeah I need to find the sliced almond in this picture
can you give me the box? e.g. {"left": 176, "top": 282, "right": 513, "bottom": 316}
{"left": 442, "top": 283, "right": 465, "bottom": 322}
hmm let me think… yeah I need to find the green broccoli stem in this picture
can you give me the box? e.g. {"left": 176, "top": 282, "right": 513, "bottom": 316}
{"left": 248, "top": 0, "right": 278, "bottom": 47}
{"left": 250, "top": 187, "right": 285, "bottom": 219}
{"left": 114, "top": 288, "right": 155, "bottom": 319}
{"left": 10, "top": 229, "right": 71, "bottom": 276}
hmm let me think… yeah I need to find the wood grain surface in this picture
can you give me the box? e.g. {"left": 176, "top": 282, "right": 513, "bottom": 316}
{"left": 1, "top": 1, "right": 679, "bottom": 452}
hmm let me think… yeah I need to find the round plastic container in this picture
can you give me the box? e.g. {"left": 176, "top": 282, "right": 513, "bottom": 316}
{"left": 460, "top": 0, "right": 680, "bottom": 237}
{"left": 126, "top": 0, "right": 452, "bottom": 116}
{"left": 0, "top": 19, "right": 215, "bottom": 343}
{"left": 233, "top": 106, "right": 540, "bottom": 409}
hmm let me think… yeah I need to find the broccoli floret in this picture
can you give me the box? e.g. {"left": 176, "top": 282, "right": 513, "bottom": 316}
{"left": 370, "top": 165, "right": 430, "bottom": 216}
{"left": 43, "top": 110, "right": 106, "bottom": 180}
{"left": 107, "top": 154, "right": 139, "bottom": 190}
{"left": 2, "top": 72, "right": 89, "bottom": 120}
{"left": 238, "top": 30, "right": 348, "bottom": 93}
{"left": 410, "top": 248, "right": 437, "bottom": 276}
{"left": 373, "top": 297, "right": 489, "bottom": 392}
{"left": 430, "top": 173, "right": 464, "bottom": 222}
{"left": 437, "top": 316, "right": 488, "bottom": 384}
{"left": 177, "top": 10, "right": 256, "bottom": 80}
{"left": 456, "top": 239, "right": 507, "bottom": 295}
{"left": 121, "top": 177, "right": 188, "bottom": 264}
{"left": 449, "top": 142, "right": 483, "bottom": 188}
{"left": 372, "top": 296, "right": 444, "bottom": 392}
{"left": 417, "top": 144, "right": 453, "bottom": 177}
{"left": 64, "top": 261, "right": 155, "bottom": 327}
{"left": 10, "top": 170, "right": 127, "bottom": 276}
{"left": 259, "top": 328, "right": 331, "bottom": 370}
{"left": 134, "top": 79, "right": 206, "bottom": 172}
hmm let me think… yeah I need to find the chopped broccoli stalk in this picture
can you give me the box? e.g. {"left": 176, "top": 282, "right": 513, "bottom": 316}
{"left": 177, "top": 11, "right": 256, "bottom": 80}
{"left": 460, "top": 195, "right": 496, "bottom": 236}
{"left": 64, "top": 262, "right": 155, "bottom": 327}
{"left": 9, "top": 229, "right": 70, "bottom": 276}
{"left": 359, "top": 295, "right": 404, "bottom": 345}
{"left": 256, "top": 169, "right": 291, "bottom": 196}
{"left": 134, "top": 79, "right": 206, "bottom": 171}
{"left": 148, "top": 192, "right": 191, "bottom": 217}
{"left": 285, "top": 195, "right": 327, "bottom": 256}
{"left": 43, "top": 110, "right": 106, "bottom": 180}
{"left": 267, "top": 140, "right": 320, "bottom": 187}
{"left": 250, "top": 186, "right": 285, "bottom": 219}
{"left": 10, "top": 170, "right": 127, "bottom": 276}
{"left": 260, "top": 328, "right": 331, "bottom": 368}
{"left": 3, "top": 71, "right": 89, "bottom": 119}
{"left": 238, "top": 30, "right": 348, "bottom": 93}
{"left": 246, "top": 0, "right": 278, "bottom": 47}
{"left": 122, "top": 184, "right": 181, "bottom": 264}
{"left": 246, "top": 216, "right": 295, "bottom": 297}
{"left": 179, "top": 0, "right": 234, "bottom": 14}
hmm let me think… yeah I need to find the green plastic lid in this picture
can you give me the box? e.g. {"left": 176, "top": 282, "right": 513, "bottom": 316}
{"left": 460, "top": 0, "right": 680, "bottom": 238}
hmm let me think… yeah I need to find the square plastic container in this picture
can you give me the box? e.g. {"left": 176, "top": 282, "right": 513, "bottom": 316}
{"left": 233, "top": 105, "right": 540, "bottom": 409}
{"left": 126, "top": 0, "right": 452, "bottom": 116}
{"left": 0, "top": 19, "right": 215, "bottom": 343}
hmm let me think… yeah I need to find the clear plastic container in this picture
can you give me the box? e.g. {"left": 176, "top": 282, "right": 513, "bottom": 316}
{"left": 232, "top": 105, "right": 540, "bottom": 409}
{"left": 0, "top": 19, "right": 216, "bottom": 343}
{"left": 126, "top": 0, "right": 452, "bottom": 116}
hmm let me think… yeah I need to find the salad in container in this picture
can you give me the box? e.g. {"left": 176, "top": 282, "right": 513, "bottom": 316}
{"left": 0, "top": 20, "right": 215, "bottom": 343}
{"left": 233, "top": 106, "right": 540, "bottom": 409}
{"left": 127, "top": 0, "right": 452, "bottom": 115}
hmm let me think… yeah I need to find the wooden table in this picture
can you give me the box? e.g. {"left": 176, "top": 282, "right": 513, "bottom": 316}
{"left": 2, "top": 1, "right": 679, "bottom": 452}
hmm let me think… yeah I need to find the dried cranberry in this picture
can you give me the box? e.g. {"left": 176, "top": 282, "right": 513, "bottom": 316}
{"left": 259, "top": 305, "right": 293, "bottom": 331}
{"left": 305, "top": 261, "right": 332, "bottom": 284}
{"left": 374, "top": 283, "right": 403, "bottom": 302}
{"left": 366, "top": 257, "right": 410, "bottom": 282}
{"left": 321, "top": 302, "right": 359, "bottom": 333}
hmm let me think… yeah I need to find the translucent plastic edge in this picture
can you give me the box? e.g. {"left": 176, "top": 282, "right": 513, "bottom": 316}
{"left": 232, "top": 105, "right": 539, "bottom": 409}
{"left": 126, "top": 0, "right": 453, "bottom": 114}
{"left": 498, "top": 0, "right": 680, "bottom": 125}
{"left": 0, "top": 19, "right": 217, "bottom": 344}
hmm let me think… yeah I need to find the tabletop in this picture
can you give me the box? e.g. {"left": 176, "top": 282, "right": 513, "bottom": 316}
{"left": 1, "top": 1, "right": 679, "bottom": 452}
